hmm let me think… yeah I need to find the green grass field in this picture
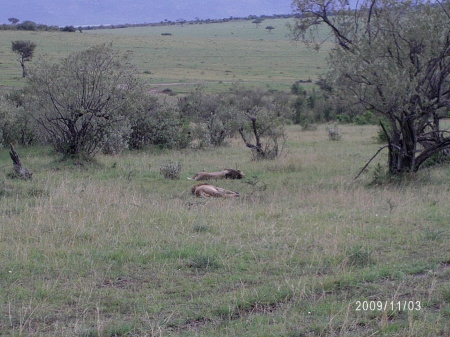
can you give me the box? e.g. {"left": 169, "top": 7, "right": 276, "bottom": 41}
{"left": 1, "top": 125, "right": 449, "bottom": 336}
{"left": 0, "top": 19, "right": 329, "bottom": 93}
{"left": 1, "top": 18, "right": 449, "bottom": 337}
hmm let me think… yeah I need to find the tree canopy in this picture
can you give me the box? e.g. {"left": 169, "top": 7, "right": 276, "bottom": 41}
{"left": 11, "top": 40, "right": 36, "bottom": 77}
{"left": 291, "top": 0, "right": 450, "bottom": 174}
{"left": 25, "top": 44, "right": 144, "bottom": 156}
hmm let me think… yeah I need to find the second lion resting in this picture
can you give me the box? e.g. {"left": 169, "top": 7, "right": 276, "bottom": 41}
{"left": 188, "top": 169, "right": 244, "bottom": 181}
{"left": 191, "top": 183, "right": 240, "bottom": 198}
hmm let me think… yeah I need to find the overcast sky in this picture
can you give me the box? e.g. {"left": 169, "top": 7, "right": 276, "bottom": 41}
{"left": 1, "top": 0, "right": 295, "bottom": 26}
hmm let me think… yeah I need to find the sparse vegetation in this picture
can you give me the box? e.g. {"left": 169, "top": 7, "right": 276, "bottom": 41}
{"left": 159, "top": 159, "right": 182, "bottom": 179}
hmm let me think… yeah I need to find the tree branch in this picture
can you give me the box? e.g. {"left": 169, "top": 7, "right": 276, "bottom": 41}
{"left": 354, "top": 145, "right": 388, "bottom": 181}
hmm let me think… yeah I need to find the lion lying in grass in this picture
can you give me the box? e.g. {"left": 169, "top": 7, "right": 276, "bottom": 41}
{"left": 191, "top": 183, "right": 240, "bottom": 198}
{"left": 188, "top": 169, "right": 244, "bottom": 181}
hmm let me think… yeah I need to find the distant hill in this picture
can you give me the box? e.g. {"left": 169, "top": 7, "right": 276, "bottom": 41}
{"left": 0, "top": 0, "right": 293, "bottom": 27}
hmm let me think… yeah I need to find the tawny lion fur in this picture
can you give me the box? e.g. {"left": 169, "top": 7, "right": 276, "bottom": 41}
{"left": 191, "top": 183, "right": 240, "bottom": 198}
{"left": 188, "top": 169, "right": 244, "bottom": 181}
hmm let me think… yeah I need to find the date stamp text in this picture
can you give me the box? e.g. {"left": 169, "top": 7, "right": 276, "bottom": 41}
{"left": 355, "top": 301, "right": 421, "bottom": 311}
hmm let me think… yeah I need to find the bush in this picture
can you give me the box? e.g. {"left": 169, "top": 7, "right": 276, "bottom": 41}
{"left": 207, "top": 105, "right": 240, "bottom": 147}
{"left": 60, "top": 25, "right": 76, "bottom": 32}
{"left": 179, "top": 85, "right": 293, "bottom": 154}
{"left": 17, "top": 21, "right": 37, "bottom": 31}
{"left": 129, "top": 101, "right": 192, "bottom": 150}
{"left": 291, "top": 84, "right": 337, "bottom": 126}
{"left": 102, "top": 127, "right": 130, "bottom": 155}
{"left": 326, "top": 125, "right": 342, "bottom": 140}
{"left": 238, "top": 107, "right": 287, "bottom": 160}
{"left": 354, "top": 111, "right": 376, "bottom": 125}
{"left": 336, "top": 113, "right": 352, "bottom": 124}
{"left": 0, "top": 93, "right": 35, "bottom": 147}
{"left": 25, "top": 44, "right": 145, "bottom": 157}
{"left": 178, "top": 87, "right": 234, "bottom": 147}
{"left": 159, "top": 160, "right": 182, "bottom": 180}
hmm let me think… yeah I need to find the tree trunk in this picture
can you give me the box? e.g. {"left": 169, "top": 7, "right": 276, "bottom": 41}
{"left": 238, "top": 112, "right": 267, "bottom": 159}
{"left": 9, "top": 144, "right": 32, "bottom": 179}
{"left": 387, "top": 116, "right": 450, "bottom": 173}
{"left": 20, "top": 58, "right": 27, "bottom": 77}
{"left": 386, "top": 117, "right": 417, "bottom": 174}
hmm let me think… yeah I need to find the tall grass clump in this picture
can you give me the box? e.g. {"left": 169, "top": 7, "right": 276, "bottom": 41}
{"left": 159, "top": 160, "right": 182, "bottom": 180}
{"left": 326, "top": 124, "right": 342, "bottom": 141}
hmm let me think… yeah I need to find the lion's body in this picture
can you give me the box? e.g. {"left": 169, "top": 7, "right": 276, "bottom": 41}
{"left": 191, "top": 183, "right": 240, "bottom": 198}
{"left": 188, "top": 169, "right": 244, "bottom": 181}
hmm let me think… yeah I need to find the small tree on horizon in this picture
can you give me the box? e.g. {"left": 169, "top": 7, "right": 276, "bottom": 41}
{"left": 8, "top": 17, "right": 19, "bottom": 25}
{"left": 252, "top": 19, "right": 263, "bottom": 28}
{"left": 11, "top": 40, "right": 36, "bottom": 77}
{"left": 265, "top": 25, "right": 275, "bottom": 33}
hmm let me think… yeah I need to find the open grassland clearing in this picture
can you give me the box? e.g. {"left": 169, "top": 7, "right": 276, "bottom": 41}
{"left": 0, "top": 18, "right": 329, "bottom": 93}
{"left": 1, "top": 125, "right": 449, "bottom": 336}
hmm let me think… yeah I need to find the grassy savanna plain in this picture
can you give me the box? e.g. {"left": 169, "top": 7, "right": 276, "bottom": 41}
{"left": 0, "top": 19, "right": 327, "bottom": 93}
{"left": 0, "top": 18, "right": 449, "bottom": 337}
{"left": 1, "top": 125, "right": 450, "bottom": 336}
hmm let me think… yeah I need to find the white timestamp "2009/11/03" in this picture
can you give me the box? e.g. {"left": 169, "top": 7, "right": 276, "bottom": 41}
{"left": 355, "top": 301, "right": 421, "bottom": 311}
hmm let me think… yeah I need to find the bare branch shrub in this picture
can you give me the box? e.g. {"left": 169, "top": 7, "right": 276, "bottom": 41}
{"left": 160, "top": 160, "right": 182, "bottom": 180}
{"left": 238, "top": 107, "right": 287, "bottom": 160}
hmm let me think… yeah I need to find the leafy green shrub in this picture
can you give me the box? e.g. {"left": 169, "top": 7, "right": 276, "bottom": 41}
{"left": 179, "top": 87, "right": 238, "bottom": 147}
{"left": 291, "top": 83, "right": 339, "bottom": 126}
{"left": 189, "top": 123, "right": 209, "bottom": 149}
{"left": 102, "top": 128, "right": 130, "bottom": 155}
{"left": 0, "top": 93, "right": 35, "bottom": 147}
{"left": 25, "top": 44, "right": 144, "bottom": 157}
{"left": 206, "top": 105, "right": 240, "bottom": 147}
{"left": 354, "top": 111, "right": 376, "bottom": 125}
{"left": 336, "top": 113, "right": 352, "bottom": 124}
{"left": 129, "top": 101, "right": 192, "bottom": 150}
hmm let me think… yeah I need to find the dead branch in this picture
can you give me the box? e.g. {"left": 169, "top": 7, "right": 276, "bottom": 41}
{"left": 353, "top": 145, "right": 388, "bottom": 181}
{"left": 9, "top": 144, "right": 32, "bottom": 179}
